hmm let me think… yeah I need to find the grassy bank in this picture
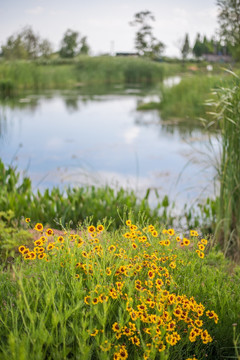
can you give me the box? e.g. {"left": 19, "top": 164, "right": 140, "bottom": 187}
{"left": 0, "top": 219, "right": 239, "bottom": 360}
{"left": 0, "top": 160, "right": 174, "bottom": 232}
{"left": 137, "top": 72, "right": 236, "bottom": 122}
{"left": 208, "top": 73, "right": 240, "bottom": 260}
{"left": 0, "top": 57, "right": 182, "bottom": 97}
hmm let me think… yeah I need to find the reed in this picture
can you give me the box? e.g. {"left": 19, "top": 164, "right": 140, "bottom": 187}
{"left": 207, "top": 72, "right": 240, "bottom": 260}
{"left": 137, "top": 73, "right": 233, "bottom": 122}
{"left": 0, "top": 57, "right": 182, "bottom": 97}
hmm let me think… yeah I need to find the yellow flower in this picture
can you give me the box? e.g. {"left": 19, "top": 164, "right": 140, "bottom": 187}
{"left": 57, "top": 236, "right": 64, "bottom": 243}
{"left": 84, "top": 296, "right": 90, "bottom": 305}
{"left": 34, "top": 239, "right": 43, "bottom": 246}
{"left": 130, "top": 336, "right": 140, "bottom": 346}
{"left": 169, "top": 261, "right": 176, "bottom": 269}
{"left": 183, "top": 238, "right": 190, "bottom": 246}
{"left": 25, "top": 218, "right": 30, "bottom": 223}
{"left": 88, "top": 225, "right": 96, "bottom": 233}
{"left": 106, "top": 267, "right": 112, "bottom": 276}
{"left": 157, "top": 342, "right": 166, "bottom": 352}
{"left": 126, "top": 219, "right": 131, "bottom": 226}
{"left": 47, "top": 243, "right": 55, "bottom": 251}
{"left": 97, "top": 224, "right": 104, "bottom": 232}
{"left": 90, "top": 329, "right": 98, "bottom": 336}
{"left": 168, "top": 229, "right": 175, "bottom": 236}
{"left": 118, "top": 346, "right": 128, "bottom": 359}
{"left": 29, "top": 251, "right": 36, "bottom": 260}
{"left": 108, "top": 245, "right": 116, "bottom": 252}
{"left": 18, "top": 245, "right": 26, "bottom": 253}
{"left": 34, "top": 223, "right": 43, "bottom": 232}
{"left": 46, "top": 228, "right": 54, "bottom": 236}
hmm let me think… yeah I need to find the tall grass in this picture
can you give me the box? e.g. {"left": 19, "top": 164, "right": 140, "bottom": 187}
{"left": 137, "top": 73, "right": 233, "bottom": 122}
{"left": 0, "top": 221, "right": 240, "bottom": 360}
{"left": 207, "top": 72, "right": 240, "bottom": 259}
{"left": 0, "top": 160, "right": 173, "bottom": 229}
{"left": 0, "top": 219, "right": 239, "bottom": 359}
{"left": 0, "top": 57, "right": 182, "bottom": 97}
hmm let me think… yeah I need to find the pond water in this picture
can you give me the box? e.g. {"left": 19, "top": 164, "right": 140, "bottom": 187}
{"left": 0, "top": 84, "right": 219, "bottom": 209}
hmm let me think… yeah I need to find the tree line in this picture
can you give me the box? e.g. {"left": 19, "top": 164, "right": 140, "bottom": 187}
{"left": 1, "top": 0, "right": 239, "bottom": 61}
{"left": 0, "top": 27, "right": 90, "bottom": 60}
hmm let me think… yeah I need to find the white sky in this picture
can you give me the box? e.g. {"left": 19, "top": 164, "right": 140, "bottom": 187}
{"left": 0, "top": 0, "right": 219, "bottom": 57}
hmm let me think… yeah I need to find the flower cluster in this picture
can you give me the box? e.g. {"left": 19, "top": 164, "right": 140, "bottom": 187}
{"left": 18, "top": 218, "right": 217, "bottom": 360}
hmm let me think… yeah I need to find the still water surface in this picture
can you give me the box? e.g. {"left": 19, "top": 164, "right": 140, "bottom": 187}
{"left": 0, "top": 85, "right": 219, "bottom": 208}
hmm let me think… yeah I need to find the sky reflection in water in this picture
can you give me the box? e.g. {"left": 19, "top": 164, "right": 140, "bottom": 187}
{"left": 0, "top": 89, "right": 219, "bottom": 208}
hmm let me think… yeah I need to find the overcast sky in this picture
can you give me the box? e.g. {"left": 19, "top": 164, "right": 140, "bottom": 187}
{"left": 0, "top": 0, "right": 219, "bottom": 57}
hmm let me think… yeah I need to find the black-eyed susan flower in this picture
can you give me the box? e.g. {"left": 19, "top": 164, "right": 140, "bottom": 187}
{"left": 47, "top": 243, "right": 55, "bottom": 251}
{"left": 84, "top": 296, "right": 90, "bottom": 305}
{"left": 183, "top": 238, "right": 190, "bottom": 246}
{"left": 195, "top": 319, "right": 203, "bottom": 327}
{"left": 108, "top": 244, "right": 116, "bottom": 252}
{"left": 118, "top": 346, "right": 128, "bottom": 359}
{"left": 157, "top": 342, "right": 166, "bottom": 352}
{"left": 97, "top": 224, "right": 104, "bottom": 232}
{"left": 57, "top": 236, "right": 64, "bottom": 243}
{"left": 99, "top": 294, "right": 108, "bottom": 303}
{"left": 112, "top": 322, "right": 121, "bottom": 332}
{"left": 46, "top": 228, "right": 54, "bottom": 236}
{"left": 90, "top": 329, "right": 98, "bottom": 336}
{"left": 169, "top": 261, "right": 176, "bottom": 269}
{"left": 130, "top": 335, "right": 140, "bottom": 346}
{"left": 190, "top": 230, "right": 199, "bottom": 237}
{"left": 18, "top": 245, "right": 26, "bottom": 253}
{"left": 126, "top": 219, "right": 131, "bottom": 226}
{"left": 88, "top": 225, "right": 96, "bottom": 233}
{"left": 25, "top": 218, "right": 30, "bottom": 223}
{"left": 34, "top": 223, "right": 43, "bottom": 232}
{"left": 34, "top": 239, "right": 43, "bottom": 246}
{"left": 29, "top": 251, "right": 36, "bottom": 260}
{"left": 106, "top": 267, "right": 111, "bottom": 276}
{"left": 168, "top": 229, "right": 175, "bottom": 236}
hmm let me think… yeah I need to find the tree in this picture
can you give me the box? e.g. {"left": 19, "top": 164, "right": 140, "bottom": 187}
{"left": 79, "top": 36, "right": 90, "bottom": 55}
{"left": 130, "top": 10, "right": 165, "bottom": 59}
{"left": 181, "top": 33, "right": 190, "bottom": 60}
{"left": 192, "top": 33, "right": 203, "bottom": 58}
{"left": 1, "top": 26, "right": 40, "bottom": 59}
{"left": 21, "top": 26, "right": 40, "bottom": 58}
{"left": 59, "top": 29, "right": 80, "bottom": 58}
{"left": 217, "top": 0, "right": 240, "bottom": 59}
{"left": 39, "top": 39, "right": 53, "bottom": 59}
{"left": 1, "top": 34, "right": 28, "bottom": 59}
